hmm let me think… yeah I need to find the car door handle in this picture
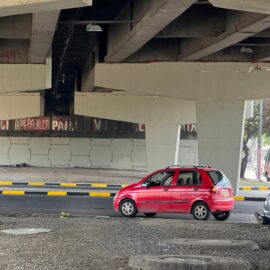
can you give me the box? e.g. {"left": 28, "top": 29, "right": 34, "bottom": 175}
{"left": 163, "top": 188, "right": 169, "bottom": 191}
{"left": 193, "top": 188, "right": 199, "bottom": 191}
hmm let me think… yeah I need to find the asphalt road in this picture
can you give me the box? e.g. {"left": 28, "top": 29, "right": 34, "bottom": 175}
{"left": 0, "top": 195, "right": 263, "bottom": 224}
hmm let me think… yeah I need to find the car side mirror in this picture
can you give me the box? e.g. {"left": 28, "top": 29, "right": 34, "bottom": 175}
{"left": 142, "top": 182, "right": 151, "bottom": 188}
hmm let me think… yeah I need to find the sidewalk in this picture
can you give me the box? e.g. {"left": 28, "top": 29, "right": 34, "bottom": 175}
{"left": 0, "top": 167, "right": 146, "bottom": 185}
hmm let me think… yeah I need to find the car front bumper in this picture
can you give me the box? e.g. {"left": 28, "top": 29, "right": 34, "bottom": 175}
{"left": 263, "top": 195, "right": 270, "bottom": 218}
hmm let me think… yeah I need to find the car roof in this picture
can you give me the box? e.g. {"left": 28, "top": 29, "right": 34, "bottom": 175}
{"left": 165, "top": 165, "right": 219, "bottom": 172}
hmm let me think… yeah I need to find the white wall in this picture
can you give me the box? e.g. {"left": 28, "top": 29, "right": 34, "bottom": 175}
{"left": 0, "top": 137, "right": 198, "bottom": 170}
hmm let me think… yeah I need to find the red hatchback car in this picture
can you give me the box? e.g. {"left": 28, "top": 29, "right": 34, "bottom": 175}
{"left": 113, "top": 166, "right": 234, "bottom": 221}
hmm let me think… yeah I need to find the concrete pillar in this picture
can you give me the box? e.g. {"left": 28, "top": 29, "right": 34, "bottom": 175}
{"left": 196, "top": 99, "right": 245, "bottom": 194}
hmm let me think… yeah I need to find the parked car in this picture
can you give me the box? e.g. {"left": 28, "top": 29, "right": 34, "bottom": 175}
{"left": 254, "top": 194, "right": 270, "bottom": 224}
{"left": 113, "top": 165, "right": 234, "bottom": 221}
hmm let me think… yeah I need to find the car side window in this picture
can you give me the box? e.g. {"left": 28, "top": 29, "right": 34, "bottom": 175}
{"left": 177, "top": 171, "right": 201, "bottom": 186}
{"left": 144, "top": 171, "right": 175, "bottom": 186}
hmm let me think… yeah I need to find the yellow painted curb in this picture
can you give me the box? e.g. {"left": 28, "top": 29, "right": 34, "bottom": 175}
{"left": 259, "top": 187, "right": 269, "bottom": 191}
{"left": 234, "top": 196, "right": 245, "bottom": 201}
{"left": 2, "top": 190, "right": 25, "bottom": 195}
{"left": 91, "top": 183, "right": 108, "bottom": 188}
{"left": 48, "top": 191, "right": 67, "bottom": 196}
{"left": 60, "top": 183, "right": 77, "bottom": 187}
{"left": 28, "top": 182, "right": 45, "bottom": 186}
{"left": 89, "top": 192, "right": 111, "bottom": 197}
{"left": 242, "top": 187, "right": 252, "bottom": 191}
{"left": 0, "top": 181, "right": 13, "bottom": 186}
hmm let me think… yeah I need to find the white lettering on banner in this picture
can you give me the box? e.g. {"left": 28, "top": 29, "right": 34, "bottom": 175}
{"left": 138, "top": 123, "right": 145, "bottom": 132}
{"left": 52, "top": 118, "right": 76, "bottom": 131}
{"left": 93, "top": 119, "right": 102, "bottom": 131}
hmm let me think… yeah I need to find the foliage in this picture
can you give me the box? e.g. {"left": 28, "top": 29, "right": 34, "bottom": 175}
{"left": 241, "top": 100, "right": 270, "bottom": 178}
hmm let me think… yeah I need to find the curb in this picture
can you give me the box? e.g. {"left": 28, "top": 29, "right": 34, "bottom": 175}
{"left": 0, "top": 190, "right": 265, "bottom": 201}
{"left": 239, "top": 186, "right": 270, "bottom": 191}
{"left": 234, "top": 196, "right": 266, "bottom": 202}
{"left": 0, "top": 190, "right": 116, "bottom": 197}
{"left": 0, "top": 181, "right": 127, "bottom": 188}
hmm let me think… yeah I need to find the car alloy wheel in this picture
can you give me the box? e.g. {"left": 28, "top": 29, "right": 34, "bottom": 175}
{"left": 192, "top": 202, "right": 210, "bottom": 221}
{"left": 120, "top": 199, "right": 137, "bottom": 218}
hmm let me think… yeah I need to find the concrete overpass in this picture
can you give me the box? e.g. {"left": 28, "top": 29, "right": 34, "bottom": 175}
{"left": 2, "top": 0, "right": 270, "bottom": 193}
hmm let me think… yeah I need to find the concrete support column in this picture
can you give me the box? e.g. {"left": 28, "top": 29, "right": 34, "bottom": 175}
{"left": 196, "top": 99, "right": 245, "bottom": 194}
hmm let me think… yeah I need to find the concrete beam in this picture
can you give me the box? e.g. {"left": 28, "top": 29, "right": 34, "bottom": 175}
{"left": 95, "top": 62, "right": 270, "bottom": 100}
{"left": 156, "top": 6, "right": 225, "bottom": 38}
{"left": 105, "top": 0, "right": 197, "bottom": 63}
{"left": 0, "top": 14, "right": 31, "bottom": 39}
{"left": 0, "top": 58, "right": 51, "bottom": 93}
{"left": 209, "top": 0, "right": 270, "bottom": 15}
{"left": 75, "top": 92, "right": 196, "bottom": 171}
{"left": 180, "top": 11, "right": 270, "bottom": 61}
{"left": 0, "top": 39, "right": 30, "bottom": 63}
{"left": 75, "top": 92, "right": 195, "bottom": 124}
{"left": 28, "top": 11, "right": 60, "bottom": 64}
{"left": 0, "top": 93, "right": 43, "bottom": 120}
{"left": 0, "top": 0, "right": 92, "bottom": 17}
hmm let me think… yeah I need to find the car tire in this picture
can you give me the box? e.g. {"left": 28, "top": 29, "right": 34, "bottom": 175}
{"left": 191, "top": 202, "right": 210, "bottom": 221}
{"left": 119, "top": 199, "right": 137, "bottom": 218}
{"left": 143, "top": 213, "right": 156, "bottom": 217}
{"left": 212, "top": 211, "right": 230, "bottom": 221}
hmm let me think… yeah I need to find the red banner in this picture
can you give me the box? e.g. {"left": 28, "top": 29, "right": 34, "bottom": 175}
{"left": 14, "top": 117, "right": 50, "bottom": 131}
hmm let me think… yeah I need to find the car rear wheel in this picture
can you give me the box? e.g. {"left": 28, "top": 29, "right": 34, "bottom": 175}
{"left": 213, "top": 211, "right": 230, "bottom": 221}
{"left": 192, "top": 202, "right": 210, "bottom": 221}
{"left": 143, "top": 213, "right": 156, "bottom": 217}
{"left": 119, "top": 199, "right": 137, "bottom": 218}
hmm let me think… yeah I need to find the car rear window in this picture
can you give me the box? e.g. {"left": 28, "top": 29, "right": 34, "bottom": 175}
{"left": 208, "top": 171, "right": 231, "bottom": 186}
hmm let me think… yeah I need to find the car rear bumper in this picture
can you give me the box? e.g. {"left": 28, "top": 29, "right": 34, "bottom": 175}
{"left": 210, "top": 198, "right": 234, "bottom": 212}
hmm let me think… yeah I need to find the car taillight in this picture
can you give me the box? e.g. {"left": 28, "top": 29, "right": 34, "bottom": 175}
{"left": 211, "top": 187, "right": 217, "bottom": 193}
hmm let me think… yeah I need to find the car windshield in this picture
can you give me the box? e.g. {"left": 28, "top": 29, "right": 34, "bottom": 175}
{"left": 144, "top": 171, "right": 174, "bottom": 186}
{"left": 208, "top": 170, "right": 231, "bottom": 187}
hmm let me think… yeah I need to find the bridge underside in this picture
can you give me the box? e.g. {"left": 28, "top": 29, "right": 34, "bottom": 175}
{"left": 2, "top": 0, "right": 270, "bottom": 194}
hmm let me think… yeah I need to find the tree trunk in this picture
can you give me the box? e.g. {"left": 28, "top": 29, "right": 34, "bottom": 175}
{"left": 240, "top": 142, "right": 249, "bottom": 179}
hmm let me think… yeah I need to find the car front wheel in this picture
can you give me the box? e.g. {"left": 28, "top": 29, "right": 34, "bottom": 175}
{"left": 119, "top": 199, "right": 137, "bottom": 218}
{"left": 213, "top": 211, "right": 230, "bottom": 221}
{"left": 191, "top": 202, "right": 210, "bottom": 221}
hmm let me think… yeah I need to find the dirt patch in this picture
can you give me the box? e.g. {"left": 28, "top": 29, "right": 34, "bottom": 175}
{"left": 0, "top": 216, "right": 269, "bottom": 270}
